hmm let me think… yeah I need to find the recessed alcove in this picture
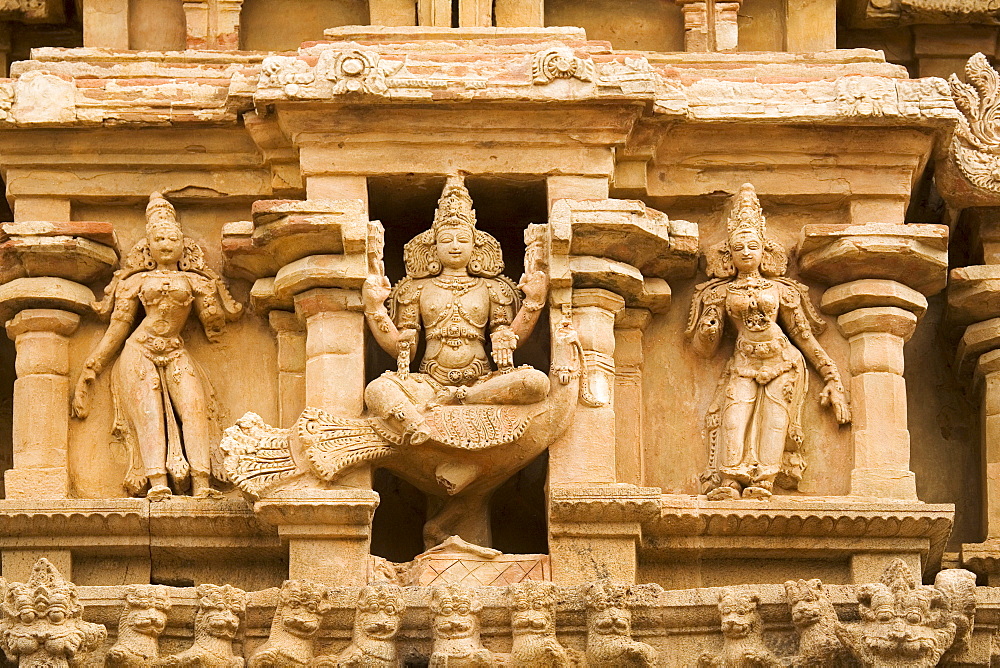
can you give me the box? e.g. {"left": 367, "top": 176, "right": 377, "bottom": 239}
{"left": 366, "top": 174, "right": 550, "bottom": 560}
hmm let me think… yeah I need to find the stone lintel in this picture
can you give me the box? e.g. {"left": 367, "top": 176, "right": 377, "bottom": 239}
{"left": 0, "top": 499, "right": 280, "bottom": 559}
{"left": 253, "top": 491, "right": 380, "bottom": 529}
{"left": 568, "top": 256, "right": 671, "bottom": 314}
{"left": 629, "top": 495, "right": 954, "bottom": 575}
{"left": 798, "top": 223, "right": 949, "bottom": 296}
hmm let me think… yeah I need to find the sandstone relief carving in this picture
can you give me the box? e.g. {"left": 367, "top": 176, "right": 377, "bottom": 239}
{"left": 160, "top": 584, "right": 247, "bottom": 668}
{"left": 949, "top": 52, "right": 1000, "bottom": 194}
{"left": 73, "top": 192, "right": 243, "bottom": 501}
{"left": 583, "top": 581, "right": 657, "bottom": 668}
{"left": 429, "top": 584, "right": 494, "bottom": 668}
{"left": 783, "top": 578, "right": 849, "bottom": 667}
{"left": 223, "top": 177, "right": 599, "bottom": 548}
{"left": 0, "top": 558, "right": 106, "bottom": 668}
{"left": 105, "top": 584, "right": 172, "bottom": 667}
{"left": 835, "top": 559, "right": 976, "bottom": 667}
{"left": 687, "top": 183, "right": 850, "bottom": 500}
{"left": 249, "top": 579, "right": 332, "bottom": 667}
{"left": 698, "top": 590, "right": 779, "bottom": 668}
{"left": 315, "top": 582, "right": 406, "bottom": 668}
{"left": 532, "top": 47, "right": 596, "bottom": 85}
{"left": 507, "top": 581, "right": 570, "bottom": 667}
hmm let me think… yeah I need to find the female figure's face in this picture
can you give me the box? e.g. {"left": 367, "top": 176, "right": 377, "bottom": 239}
{"left": 729, "top": 229, "right": 763, "bottom": 275}
{"left": 148, "top": 218, "right": 183, "bottom": 267}
{"left": 435, "top": 226, "right": 475, "bottom": 272}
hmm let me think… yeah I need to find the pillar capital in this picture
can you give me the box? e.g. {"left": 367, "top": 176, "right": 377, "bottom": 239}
{"left": 294, "top": 288, "right": 364, "bottom": 319}
{"left": 6, "top": 308, "right": 79, "bottom": 339}
{"left": 836, "top": 306, "right": 919, "bottom": 341}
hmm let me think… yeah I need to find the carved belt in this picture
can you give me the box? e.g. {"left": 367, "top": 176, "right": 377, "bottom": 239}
{"left": 134, "top": 332, "right": 183, "bottom": 367}
{"left": 420, "top": 358, "right": 491, "bottom": 386}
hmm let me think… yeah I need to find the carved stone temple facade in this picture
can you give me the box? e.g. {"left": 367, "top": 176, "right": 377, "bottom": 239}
{"left": 0, "top": 0, "right": 997, "bottom": 666}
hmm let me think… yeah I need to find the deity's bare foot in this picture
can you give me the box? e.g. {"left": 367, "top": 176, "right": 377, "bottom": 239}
{"left": 191, "top": 472, "right": 222, "bottom": 499}
{"left": 147, "top": 485, "right": 172, "bottom": 502}
{"left": 193, "top": 487, "right": 223, "bottom": 500}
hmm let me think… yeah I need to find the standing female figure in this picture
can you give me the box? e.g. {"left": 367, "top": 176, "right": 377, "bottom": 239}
{"left": 687, "top": 184, "right": 850, "bottom": 500}
{"left": 72, "top": 193, "right": 242, "bottom": 499}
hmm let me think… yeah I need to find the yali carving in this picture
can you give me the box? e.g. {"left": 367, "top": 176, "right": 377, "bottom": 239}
{"left": 697, "top": 589, "right": 779, "bottom": 668}
{"left": 507, "top": 581, "right": 570, "bottom": 667}
{"left": 72, "top": 192, "right": 243, "bottom": 500}
{"left": 105, "top": 584, "right": 171, "bottom": 667}
{"left": 249, "top": 579, "right": 332, "bottom": 667}
{"left": 583, "top": 581, "right": 657, "bottom": 668}
{"left": 835, "top": 559, "right": 976, "bottom": 667}
{"left": 429, "top": 584, "right": 494, "bottom": 667}
{"left": 783, "top": 578, "right": 848, "bottom": 667}
{"left": 315, "top": 582, "right": 405, "bottom": 668}
{"left": 0, "top": 558, "right": 106, "bottom": 668}
{"left": 687, "top": 183, "right": 850, "bottom": 500}
{"left": 160, "top": 584, "right": 247, "bottom": 668}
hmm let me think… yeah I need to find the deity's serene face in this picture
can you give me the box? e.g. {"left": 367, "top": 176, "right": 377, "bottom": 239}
{"left": 148, "top": 218, "right": 184, "bottom": 267}
{"left": 729, "top": 228, "right": 763, "bottom": 275}
{"left": 435, "top": 224, "right": 475, "bottom": 272}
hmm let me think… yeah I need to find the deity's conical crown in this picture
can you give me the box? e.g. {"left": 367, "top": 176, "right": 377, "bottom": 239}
{"left": 726, "top": 183, "right": 766, "bottom": 239}
{"left": 145, "top": 192, "right": 181, "bottom": 235}
{"left": 432, "top": 175, "right": 477, "bottom": 234}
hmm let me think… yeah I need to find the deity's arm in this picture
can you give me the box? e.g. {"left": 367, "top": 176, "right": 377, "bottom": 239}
{"left": 364, "top": 276, "right": 420, "bottom": 358}
{"left": 777, "top": 282, "right": 841, "bottom": 383}
{"left": 83, "top": 283, "right": 139, "bottom": 376}
{"left": 686, "top": 280, "right": 726, "bottom": 358}
{"left": 508, "top": 273, "right": 546, "bottom": 346}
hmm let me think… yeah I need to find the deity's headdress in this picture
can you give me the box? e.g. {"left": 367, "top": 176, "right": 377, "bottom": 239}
{"left": 705, "top": 183, "right": 787, "bottom": 279}
{"left": 145, "top": 192, "right": 182, "bottom": 237}
{"left": 432, "top": 175, "right": 477, "bottom": 234}
{"left": 403, "top": 175, "right": 504, "bottom": 278}
{"left": 726, "top": 183, "right": 766, "bottom": 240}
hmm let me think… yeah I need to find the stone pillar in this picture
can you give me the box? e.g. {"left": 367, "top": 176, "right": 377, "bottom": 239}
{"left": 614, "top": 308, "right": 649, "bottom": 486}
{"left": 417, "top": 0, "right": 451, "bottom": 26}
{"left": 459, "top": 0, "right": 492, "bottom": 26}
{"left": 821, "top": 280, "right": 926, "bottom": 500}
{"left": 546, "top": 176, "right": 609, "bottom": 212}
{"left": 305, "top": 175, "right": 368, "bottom": 211}
{"left": 675, "top": 0, "right": 741, "bottom": 52}
{"left": 268, "top": 310, "right": 305, "bottom": 428}
{"left": 5, "top": 309, "right": 79, "bottom": 499}
{"left": 978, "top": 349, "right": 1000, "bottom": 540}
{"left": 182, "top": 0, "right": 243, "bottom": 49}
{"left": 294, "top": 288, "right": 369, "bottom": 486}
{"left": 549, "top": 289, "right": 624, "bottom": 485}
{"left": 369, "top": 0, "right": 418, "bottom": 25}
{"left": 82, "top": 0, "right": 129, "bottom": 48}
{"left": 494, "top": 0, "right": 543, "bottom": 27}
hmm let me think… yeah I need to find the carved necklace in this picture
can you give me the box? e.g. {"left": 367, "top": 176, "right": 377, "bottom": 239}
{"left": 433, "top": 275, "right": 480, "bottom": 296}
{"left": 729, "top": 274, "right": 773, "bottom": 332}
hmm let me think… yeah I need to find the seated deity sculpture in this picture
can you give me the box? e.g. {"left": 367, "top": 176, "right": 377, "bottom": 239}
{"left": 72, "top": 192, "right": 243, "bottom": 500}
{"left": 222, "top": 175, "right": 599, "bottom": 547}
{"left": 687, "top": 184, "right": 850, "bottom": 500}
{"left": 361, "top": 175, "right": 550, "bottom": 445}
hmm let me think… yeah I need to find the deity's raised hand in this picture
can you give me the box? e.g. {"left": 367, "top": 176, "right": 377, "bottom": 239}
{"left": 518, "top": 270, "right": 548, "bottom": 303}
{"left": 362, "top": 274, "right": 392, "bottom": 312}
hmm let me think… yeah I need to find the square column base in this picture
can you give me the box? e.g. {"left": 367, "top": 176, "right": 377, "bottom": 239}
{"left": 254, "top": 490, "right": 379, "bottom": 586}
{"left": 4, "top": 467, "right": 69, "bottom": 498}
{"left": 851, "top": 468, "right": 918, "bottom": 500}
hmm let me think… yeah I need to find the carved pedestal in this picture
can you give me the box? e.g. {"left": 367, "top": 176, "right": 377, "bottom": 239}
{"left": 255, "top": 491, "right": 379, "bottom": 585}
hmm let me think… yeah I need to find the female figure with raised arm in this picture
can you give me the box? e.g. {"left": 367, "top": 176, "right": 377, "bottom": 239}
{"left": 361, "top": 176, "right": 550, "bottom": 445}
{"left": 72, "top": 192, "right": 242, "bottom": 500}
{"left": 687, "top": 184, "right": 851, "bottom": 500}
